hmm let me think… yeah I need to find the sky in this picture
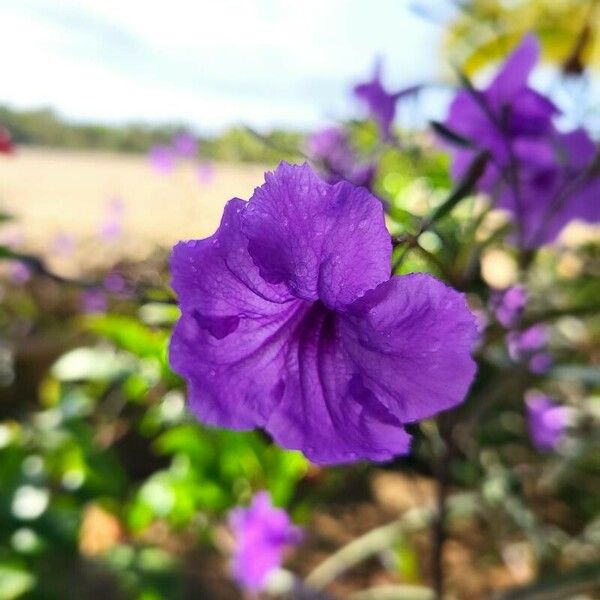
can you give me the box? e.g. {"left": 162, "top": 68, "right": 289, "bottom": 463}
{"left": 0, "top": 0, "right": 454, "bottom": 133}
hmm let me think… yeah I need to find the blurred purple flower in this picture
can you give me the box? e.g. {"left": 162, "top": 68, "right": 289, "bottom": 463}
{"left": 529, "top": 351, "right": 553, "bottom": 374}
{"left": 169, "top": 162, "right": 478, "bottom": 464}
{"left": 307, "top": 126, "right": 375, "bottom": 188}
{"left": 354, "top": 59, "right": 401, "bottom": 139}
{"left": 80, "top": 289, "right": 107, "bottom": 314}
{"left": 507, "top": 324, "right": 547, "bottom": 362}
{"left": 196, "top": 161, "right": 215, "bottom": 184}
{"left": 228, "top": 491, "right": 301, "bottom": 593}
{"left": 526, "top": 393, "right": 568, "bottom": 451}
{"left": 8, "top": 261, "right": 31, "bottom": 284}
{"left": 492, "top": 285, "right": 527, "bottom": 328}
{"left": 443, "top": 34, "right": 600, "bottom": 247}
{"left": 172, "top": 131, "right": 197, "bottom": 159}
{"left": 149, "top": 144, "right": 176, "bottom": 174}
{"left": 103, "top": 271, "right": 126, "bottom": 294}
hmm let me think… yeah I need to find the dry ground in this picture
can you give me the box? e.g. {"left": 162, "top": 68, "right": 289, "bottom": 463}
{"left": 0, "top": 147, "right": 267, "bottom": 272}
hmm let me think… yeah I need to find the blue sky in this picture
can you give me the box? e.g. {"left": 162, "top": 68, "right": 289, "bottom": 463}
{"left": 0, "top": 0, "right": 455, "bottom": 133}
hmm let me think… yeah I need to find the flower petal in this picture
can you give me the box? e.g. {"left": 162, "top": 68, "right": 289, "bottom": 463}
{"left": 488, "top": 34, "right": 539, "bottom": 105}
{"left": 170, "top": 199, "right": 303, "bottom": 428}
{"left": 242, "top": 162, "right": 391, "bottom": 309}
{"left": 341, "top": 273, "right": 478, "bottom": 422}
{"left": 266, "top": 302, "right": 412, "bottom": 465}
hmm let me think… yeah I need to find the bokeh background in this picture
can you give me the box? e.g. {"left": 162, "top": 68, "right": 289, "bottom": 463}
{"left": 0, "top": 1, "right": 599, "bottom": 599}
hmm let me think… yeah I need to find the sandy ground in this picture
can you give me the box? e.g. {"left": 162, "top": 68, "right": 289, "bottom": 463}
{"left": 0, "top": 147, "right": 268, "bottom": 271}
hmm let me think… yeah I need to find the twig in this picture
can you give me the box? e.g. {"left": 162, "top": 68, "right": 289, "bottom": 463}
{"left": 304, "top": 493, "right": 477, "bottom": 591}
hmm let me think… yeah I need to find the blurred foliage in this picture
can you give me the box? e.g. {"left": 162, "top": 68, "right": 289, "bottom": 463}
{"left": 0, "top": 106, "right": 303, "bottom": 164}
{"left": 444, "top": 0, "right": 600, "bottom": 76}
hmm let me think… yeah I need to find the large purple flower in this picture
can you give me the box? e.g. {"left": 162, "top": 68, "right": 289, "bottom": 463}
{"left": 169, "top": 163, "right": 478, "bottom": 464}
{"left": 525, "top": 393, "right": 568, "bottom": 452}
{"left": 443, "top": 34, "right": 600, "bottom": 247}
{"left": 228, "top": 491, "right": 301, "bottom": 592}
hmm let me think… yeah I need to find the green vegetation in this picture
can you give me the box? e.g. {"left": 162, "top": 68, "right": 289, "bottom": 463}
{"left": 0, "top": 105, "right": 304, "bottom": 164}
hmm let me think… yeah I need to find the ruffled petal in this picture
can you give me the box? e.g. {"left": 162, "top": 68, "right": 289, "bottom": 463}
{"left": 340, "top": 273, "right": 478, "bottom": 422}
{"left": 266, "top": 302, "right": 412, "bottom": 465}
{"left": 169, "top": 199, "right": 305, "bottom": 428}
{"left": 242, "top": 162, "right": 391, "bottom": 309}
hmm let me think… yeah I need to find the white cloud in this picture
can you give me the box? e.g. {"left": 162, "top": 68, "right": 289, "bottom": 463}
{"left": 0, "top": 0, "right": 443, "bottom": 131}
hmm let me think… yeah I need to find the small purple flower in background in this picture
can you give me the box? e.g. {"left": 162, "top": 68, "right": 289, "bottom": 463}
{"left": 99, "top": 198, "right": 124, "bottom": 242}
{"left": 526, "top": 393, "right": 568, "bottom": 451}
{"left": 103, "top": 271, "right": 126, "bottom": 295}
{"left": 442, "top": 34, "right": 600, "bottom": 247}
{"left": 149, "top": 144, "right": 176, "bottom": 174}
{"left": 80, "top": 289, "right": 107, "bottom": 314}
{"left": 196, "top": 161, "right": 215, "bottom": 185}
{"left": 529, "top": 351, "right": 553, "bottom": 375}
{"left": 307, "top": 126, "right": 375, "bottom": 189}
{"left": 354, "top": 59, "right": 401, "bottom": 139}
{"left": 169, "top": 162, "right": 478, "bottom": 464}
{"left": 8, "top": 261, "right": 31, "bottom": 285}
{"left": 171, "top": 131, "right": 197, "bottom": 159}
{"left": 228, "top": 491, "right": 301, "bottom": 593}
{"left": 507, "top": 324, "right": 547, "bottom": 361}
{"left": 492, "top": 285, "right": 527, "bottom": 328}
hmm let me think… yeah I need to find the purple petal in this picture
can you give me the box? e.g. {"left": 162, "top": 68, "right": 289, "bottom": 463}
{"left": 170, "top": 199, "right": 297, "bottom": 429}
{"left": 242, "top": 162, "right": 391, "bottom": 309}
{"left": 488, "top": 34, "right": 539, "bottom": 106}
{"left": 341, "top": 273, "right": 479, "bottom": 423}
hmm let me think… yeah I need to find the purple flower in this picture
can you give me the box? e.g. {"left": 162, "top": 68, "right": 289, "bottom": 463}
{"left": 492, "top": 285, "right": 527, "bottom": 328}
{"left": 354, "top": 60, "right": 400, "bottom": 139}
{"left": 8, "top": 261, "right": 31, "bottom": 284}
{"left": 529, "top": 351, "right": 553, "bottom": 375}
{"left": 307, "top": 127, "right": 375, "bottom": 189}
{"left": 80, "top": 289, "right": 107, "bottom": 314}
{"left": 228, "top": 491, "right": 301, "bottom": 592}
{"left": 507, "top": 324, "right": 547, "bottom": 362}
{"left": 172, "top": 131, "right": 197, "bottom": 159}
{"left": 443, "top": 34, "right": 600, "bottom": 247}
{"left": 526, "top": 393, "right": 568, "bottom": 451}
{"left": 149, "top": 144, "right": 176, "bottom": 174}
{"left": 169, "top": 163, "right": 478, "bottom": 464}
